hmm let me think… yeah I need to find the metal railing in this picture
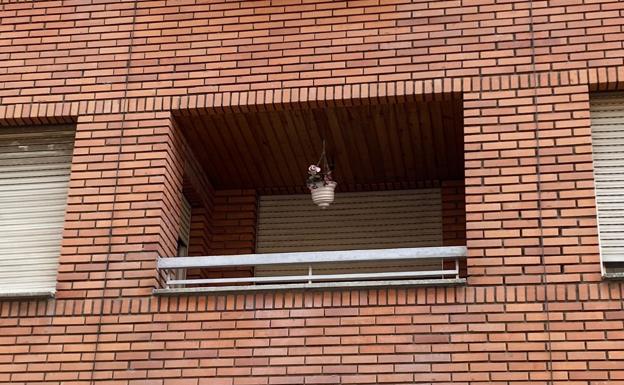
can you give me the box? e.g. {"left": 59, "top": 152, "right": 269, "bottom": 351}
{"left": 156, "top": 246, "right": 467, "bottom": 293}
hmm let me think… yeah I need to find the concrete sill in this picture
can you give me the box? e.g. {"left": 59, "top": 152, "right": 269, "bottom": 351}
{"left": 603, "top": 272, "right": 624, "bottom": 280}
{"left": 154, "top": 278, "right": 466, "bottom": 295}
{"left": 0, "top": 290, "right": 55, "bottom": 300}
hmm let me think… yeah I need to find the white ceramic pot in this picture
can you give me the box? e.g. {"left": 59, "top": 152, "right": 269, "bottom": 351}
{"left": 310, "top": 181, "right": 337, "bottom": 209}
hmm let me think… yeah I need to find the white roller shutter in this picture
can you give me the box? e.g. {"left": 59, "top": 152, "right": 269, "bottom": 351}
{"left": 0, "top": 126, "right": 75, "bottom": 295}
{"left": 591, "top": 93, "right": 624, "bottom": 264}
{"left": 256, "top": 189, "right": 444, "bottom": 277}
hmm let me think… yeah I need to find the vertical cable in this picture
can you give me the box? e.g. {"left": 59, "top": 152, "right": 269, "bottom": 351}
{"left": 88, "top": 1, "right": 139, "bottom": 384}
{"left": 528, "top": 1, "right": 555, "bottom": 384}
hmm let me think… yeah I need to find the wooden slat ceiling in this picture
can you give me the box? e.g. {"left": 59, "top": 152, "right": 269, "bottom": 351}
{"left": 176, "top": 99, "right": 463, "bottom": 194}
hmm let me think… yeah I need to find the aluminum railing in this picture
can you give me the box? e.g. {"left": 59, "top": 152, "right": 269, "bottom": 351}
{"left": 155, "top": 246, "right": 467, "bottom": 293}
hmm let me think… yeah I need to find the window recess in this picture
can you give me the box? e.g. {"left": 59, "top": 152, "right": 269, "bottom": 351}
{"left": 591, "top": 93, "right": 624, "bottom": 279}
{"left": 0, "top": 125, "right": 75, "bottom": 296}
{"left": 162, "top": 98, "right": 466, "bottom": 293}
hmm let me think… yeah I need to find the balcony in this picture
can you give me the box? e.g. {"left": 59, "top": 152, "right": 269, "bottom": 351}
{"left": 159, "top": 95, "right": 466, "bottom": 293}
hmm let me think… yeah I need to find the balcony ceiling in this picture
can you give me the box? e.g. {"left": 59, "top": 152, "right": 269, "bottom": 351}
{"left": 176, "top": 98, "right": 463, "bottom": 194}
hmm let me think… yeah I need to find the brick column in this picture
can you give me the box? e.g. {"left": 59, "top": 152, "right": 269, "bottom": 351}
{"left": 57, "top": 112, "right": 185, "bottom": 298}
{"left": 210, "top": 189, "right": 258, "bottom": 255}
{"left": 441, "top": 179, "right": 466, "bottom": 247}
{"left": 464, "top": 85, "right": 601, "bottom": 286}
{"left": 202, "top": 189, "right": 257, "bottom": 279}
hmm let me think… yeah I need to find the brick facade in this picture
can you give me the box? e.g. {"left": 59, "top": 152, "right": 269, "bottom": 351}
{"left": 1, "top": 1, "right": 624, "bottom": 384}
{"left": 441, "top": 179, "right": 466, "bottom": 248}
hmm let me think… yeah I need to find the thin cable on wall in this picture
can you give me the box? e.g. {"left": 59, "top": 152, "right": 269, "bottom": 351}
{"left": 528, "top": 1, "right": 555, "bottom": 384}
{"left": 88, "top": 1, "right": 139, "bottom": 385}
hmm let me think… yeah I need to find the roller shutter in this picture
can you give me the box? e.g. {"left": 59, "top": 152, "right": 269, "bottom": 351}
{"left": 256, "top": 189, "right": 444, "bottom": 277}
{"left": 591, "top": 93, "right": 624, "bottom": 264}
{"left": 256, "top": 188, "right": 442, "bottom": 246}
{"left": 256, "top": 188, "right": 442, "bottom": 253}
{"left": 0, "top": 126, "right": 75, "bottom": 295}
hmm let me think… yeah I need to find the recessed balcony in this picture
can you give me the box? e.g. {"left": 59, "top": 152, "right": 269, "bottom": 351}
{"left": 159, "top": 95, "right": 466, "bottom": 292}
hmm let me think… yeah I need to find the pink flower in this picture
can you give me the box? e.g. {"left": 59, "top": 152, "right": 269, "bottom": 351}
{"left": 308, "top": 164, "right": 321, "bottom": 175}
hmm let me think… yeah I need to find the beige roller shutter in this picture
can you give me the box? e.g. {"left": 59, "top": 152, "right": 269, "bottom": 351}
{"left": 0, "top": 125, "right": 75, "bottom": 295}
{"left": 591, "top": 93, "right": 624, "bottom": 264}
{"left": 256, "top": 188, "right": 442, "bottom": 253}
{"left": 256, "top": 189, "right": 444, "bottom": 277}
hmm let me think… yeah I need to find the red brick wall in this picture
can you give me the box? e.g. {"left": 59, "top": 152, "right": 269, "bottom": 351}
{"left": 442, "top": 180, "right": 466, "bottom": 247}
{"left": 0, "top": 0, "right": 622, "bottom": 104}
{"left": 181, "top": 131, "right": 215, "bottom": 278}
{"left": 210, "top": 189, "right": 257, "bottom": 256}
{"left": 464, "top": 84, "right": 601, "bottom": 286}
{"left": 0, "top": 1, "right": 623, "bottom": 384}
{"left": 200, "top": 189, "right": 258, "bottom": 279}
{"left": 187, "top": 206, "right": 212, "bottom": 256}
{"left": 1, "top": 284, "right": 623, "bottom": 384}
{"left": 58, "top": 112, "right": 185, "bottom": 299}
{"left": 442, "top": 180, "right": 467, "bottom": 276}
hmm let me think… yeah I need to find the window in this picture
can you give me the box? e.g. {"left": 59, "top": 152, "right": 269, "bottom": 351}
{"left": 0, "top": 126, "right": 75, "bottom": 295}
{"left": 591, "top": 93, "right": 624, "bottom": 276}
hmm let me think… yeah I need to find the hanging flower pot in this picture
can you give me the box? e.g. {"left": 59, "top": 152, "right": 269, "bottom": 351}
{"left": 306, "top": 142, "right": 337, "bottom": 209}
{"left": 310, "top": 180, "right": 337, "bottom": 209}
